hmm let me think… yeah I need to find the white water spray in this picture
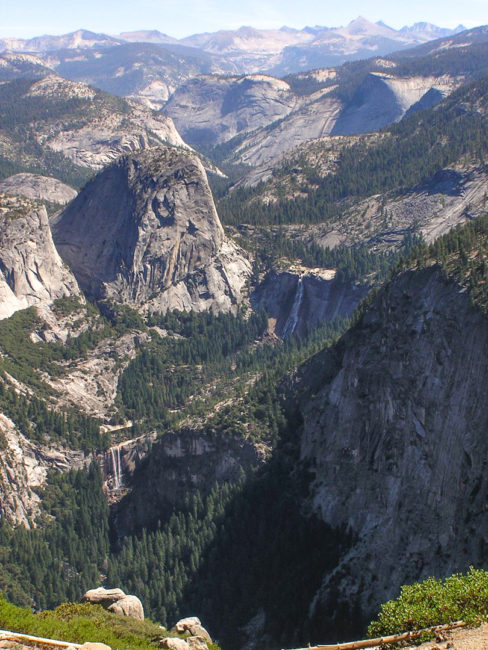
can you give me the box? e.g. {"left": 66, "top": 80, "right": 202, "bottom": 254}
{"left": 110, "top": 446, "right": 122, "bottom": 490}
{"left": 282, "top": 278, "right": 304, "bottom": 338}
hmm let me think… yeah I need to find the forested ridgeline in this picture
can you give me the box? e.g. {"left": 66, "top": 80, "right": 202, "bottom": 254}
{"left": 217, "top": 75, "right": 488, "bottom": 226}
{"left": 0, "top": 79, "right": 96, "bottom": 187}
{"left": 284, "top": 38, "right": 488, "bottom": 99}
{"left": 241, "top": 227, "right": 422, "bottom": 286}
{"left": 401, "top": 211, "right": 488, "bottom": 311}
{"left": 117, "top": 309, "right": 268, "bottom": 426}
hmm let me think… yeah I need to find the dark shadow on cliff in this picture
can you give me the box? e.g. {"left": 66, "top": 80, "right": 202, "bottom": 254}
{"left": 177, "top": 409, "right": 357, "bottom": 650}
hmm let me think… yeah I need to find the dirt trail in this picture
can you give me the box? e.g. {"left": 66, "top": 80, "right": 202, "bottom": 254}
{"left": 406, "top": 622, "right": 488, "bottom": 649}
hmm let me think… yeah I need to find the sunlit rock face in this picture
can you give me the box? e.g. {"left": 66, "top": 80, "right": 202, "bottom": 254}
{"left": 52, "top": 146, "right": 251, "bottom": 315}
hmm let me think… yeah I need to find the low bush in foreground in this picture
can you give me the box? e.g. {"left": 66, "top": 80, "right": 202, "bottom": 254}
{"left": 368, "top": 567, "right": 488, "bottom": 641}
{"left": 0, "top": 599, "right": 223, "bottom": 650}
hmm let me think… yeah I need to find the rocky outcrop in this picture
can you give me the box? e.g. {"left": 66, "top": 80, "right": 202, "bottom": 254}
{"left": 83, "top": 587, "right": 144, "bottom": 620}
{"left": 296, "top": 264, "right": 488, "bottom": 631}
{"left": 83, "top": 588, "right": 126, "bottom": 605}
{"left": 0, "top": 197, "right": 81, "bottom": 320}
{"left": 172, "top": 617, "right": 212, "bottom": 643}
{"left": 1, "top": 75, "right": 188, "bottom": 180}
{"left": 159, "top": 639, "right": 190, "bottom": 650}
{"left": 52, "top": 146, "right": 251, "bottom": 315}
{"left": 29, "top": 75, "right": 186, "bottom": 170}
{"left": 0, "top": 174, "right": 77, "bottom": 205}
{"left": 285, "top": 165, "right": 488, "bottom": 257}
{"left": 252, "top": 268, "right": 369, "bottom": 338}
{"left": 46, "top": 331, "right": 150, "bottom": 419}
{"left": 331, "top": 73, "right": 457, "bottom": 135}
{"left": 158, "top": 617, "right": 212, "bottom": 650}
{"left": 164, "top": 74, "right": 298, "bottom": 146}
{"left": 108, "top": 595, "right": 144, "bottom": 620}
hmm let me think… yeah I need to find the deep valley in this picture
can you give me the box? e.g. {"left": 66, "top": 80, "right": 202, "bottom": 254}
{"left": 1, "top": 15, "right": 488, "bottom": 650}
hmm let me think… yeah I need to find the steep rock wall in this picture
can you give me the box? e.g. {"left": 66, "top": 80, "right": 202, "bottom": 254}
{"left": 0, "top": 412, "right": 89, "bottom": 526}
{"left": 297, "top": 265, "right": 488, "bottom": 629}
{"left": 0, "top": 201, "right": 80, "bottom": 320}
{"left": 52, "top": 147, "right": 251, "bottom": 314}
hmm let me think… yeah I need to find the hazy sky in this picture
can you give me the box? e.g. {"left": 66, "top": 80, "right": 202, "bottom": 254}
{"left": 1, "top": 0, "right": 486, "bottom": 39}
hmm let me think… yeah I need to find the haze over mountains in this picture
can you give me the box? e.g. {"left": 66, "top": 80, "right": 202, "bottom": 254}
{"left": 0, "top": 17, "right": 467, "bottom": 78}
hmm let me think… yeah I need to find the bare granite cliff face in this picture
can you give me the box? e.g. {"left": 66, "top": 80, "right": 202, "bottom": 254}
{"left": 296, "top": 265, "right": 488, "bottom": 631}
{"left": 0, "top": 198, "right": 81, "bottom": 320}
{"left": 0, "top": 173, "right": 77, "bottom": 205}
{"left": 52, "top": 147, "right": 251, "bottom": 314}
{"left": 164, "top": 74, "right": 298, "bottom": 146}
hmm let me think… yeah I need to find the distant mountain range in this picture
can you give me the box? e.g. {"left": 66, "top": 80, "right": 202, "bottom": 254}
{"left": 0, "top": 18, "right": 468, "bottom": 76}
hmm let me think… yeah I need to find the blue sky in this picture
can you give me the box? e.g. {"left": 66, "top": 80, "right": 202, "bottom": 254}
{"left": 1, "top": 0, "right": 486, "bottom": 39}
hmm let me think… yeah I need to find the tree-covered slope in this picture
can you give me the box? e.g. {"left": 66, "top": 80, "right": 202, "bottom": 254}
{"left": 0, "top": 76, "right": 184, "bottom": 187}
{"left": 219, "top": 74, "right": 488, "bottom": 227}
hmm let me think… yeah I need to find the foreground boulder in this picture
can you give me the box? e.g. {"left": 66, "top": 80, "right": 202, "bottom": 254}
{"left": 172, "top": 617, "right": 212, "bottom": 643}
{"left": 108, "top": 594, "right": 144, "bottom": 620}
{"left": 187, "top": 638, "right": 209, "bottom": 650}
{"left": 83, "top": 587, "right": 125, "bottom": 606}
{"left": 159, "top": 638, "right": 208, "bottom": 650}
{"left": 82, "top": 587, "right": 144, "bottom": 620}
{"left": 159, "top": 639, "right": 190, "bottom": 650}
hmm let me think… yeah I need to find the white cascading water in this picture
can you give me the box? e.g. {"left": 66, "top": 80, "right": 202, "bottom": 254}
{"left": 282, "top": 278, "right": 304, "bottom": 338}
{"left": 111, "top": 446, "right": 122, "bottom": 490}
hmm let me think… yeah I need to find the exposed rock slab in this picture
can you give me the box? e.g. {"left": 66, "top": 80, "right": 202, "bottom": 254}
{"left": 164, "top": 74, "right": 298, "bottom": 146}
{"left": 0, "top": 197, "right": 81, "bottom": 320}
{"left": 45, "top": 331, "right": 150, "bottom": 419}
{"left": 227, "top": 73, "right": 459, "bottom": 168}
{"left": 230, "top": 92, "right": 342, "bottom": 167}
{"left": 52, "top": 146, "right": 251, "bottom": 314}
{"left": 296, "top": 165, "right": 488, "bottom": 254}
{"left": 0, "top": 174, "right": 77, "bottom": 205}
{"left": 0, "top": 409, "right": 88, "bottom": 526}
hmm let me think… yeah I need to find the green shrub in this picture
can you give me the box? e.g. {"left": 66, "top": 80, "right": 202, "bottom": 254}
{"left": 0, "top": 599, "right": 224, "bottom": 650}
{"left": 368, "top": 567, "right": 488, "bottom": 640}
